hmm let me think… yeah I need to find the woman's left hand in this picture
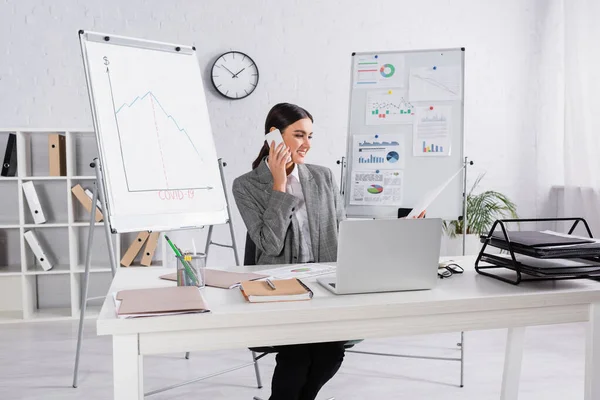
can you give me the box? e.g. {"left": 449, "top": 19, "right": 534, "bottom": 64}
{"left": 415, "top": 210, "right": 426, "bottom": 219}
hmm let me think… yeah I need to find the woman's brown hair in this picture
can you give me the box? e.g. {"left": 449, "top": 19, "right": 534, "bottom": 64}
{"left": 252, "top": 103, "right": 313, "bottom": 170}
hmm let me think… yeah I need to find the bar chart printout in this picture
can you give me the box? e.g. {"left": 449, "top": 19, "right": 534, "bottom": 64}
{"left": 413, "top": 106, "right": 451, "bottom": 157}
{"left": 353, "top": 134, "right": 405, "bottom": 169}
{"left": 366, "top": 91, "right": 415, "bottom": 125}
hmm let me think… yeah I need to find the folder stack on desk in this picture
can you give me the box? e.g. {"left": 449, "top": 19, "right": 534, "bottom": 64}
{"left": 113, "top": 286, "right": 209, "bottom": 319}
{"left": 476, "top": 225, "right": 600, "bottom": 284}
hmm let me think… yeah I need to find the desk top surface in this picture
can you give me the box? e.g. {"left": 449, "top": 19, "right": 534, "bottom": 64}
{"left": 97, "top": 256, "right": 600, "bottom": 336}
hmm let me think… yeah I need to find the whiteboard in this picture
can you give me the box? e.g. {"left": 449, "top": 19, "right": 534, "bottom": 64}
{"left": 79, "top": 31, "right": 227, "bottom": 233}
{"left": 344, "top": 48, "right": 465, "bottom": 219}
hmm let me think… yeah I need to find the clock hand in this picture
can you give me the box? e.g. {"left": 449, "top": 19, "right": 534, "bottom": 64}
{"left": 232, "top": 67, "right": 246, "bottom": 78}
{"left": 221, "top": 64, "right": 236, "bottom": 77}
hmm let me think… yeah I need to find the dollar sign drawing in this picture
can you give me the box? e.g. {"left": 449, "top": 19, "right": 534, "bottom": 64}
{"left": 103, "top": 56, "right": 109, "bottom": 66}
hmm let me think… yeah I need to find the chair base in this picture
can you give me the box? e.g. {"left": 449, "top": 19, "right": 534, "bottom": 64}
{"left": 254, "top": 398, "right": 334, "bottom": 400}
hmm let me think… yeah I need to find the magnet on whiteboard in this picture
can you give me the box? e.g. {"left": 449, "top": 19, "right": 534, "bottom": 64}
{"left": 430, "top": 106, "right": 434, "bottom": 110}
{"left": 388, "top": 90, "right": 393, "bottom": 94}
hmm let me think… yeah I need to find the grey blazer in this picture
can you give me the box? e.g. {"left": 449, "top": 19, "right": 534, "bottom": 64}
{"left": 232, "top": 160, "right": 344, "bottom": 265}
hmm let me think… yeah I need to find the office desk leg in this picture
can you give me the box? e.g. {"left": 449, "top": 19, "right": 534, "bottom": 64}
{"left": 500, "top": 327, "right": 525, "bottom": 400}
{"left": 586, "top": 302, "right": 600, "bottom": 400}
{"left": 113, "top": 334, "right": 143, "bottom": 400}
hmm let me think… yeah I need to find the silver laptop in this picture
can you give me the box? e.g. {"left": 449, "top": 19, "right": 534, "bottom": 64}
{"left": 317, "top": 218, "right": 442, "bottom": 295}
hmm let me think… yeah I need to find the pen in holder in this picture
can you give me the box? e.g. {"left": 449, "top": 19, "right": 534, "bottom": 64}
{"left": 176, "top": 253, "right": 206, "bottom": 288}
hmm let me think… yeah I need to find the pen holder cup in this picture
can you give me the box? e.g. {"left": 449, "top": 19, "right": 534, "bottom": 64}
{"left": 176, "top": 254, "right": 206, "bottom": 288}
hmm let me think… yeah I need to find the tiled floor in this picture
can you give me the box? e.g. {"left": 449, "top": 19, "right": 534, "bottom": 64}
{"left": 0, "top": 320, "right": 586, "bottom": 399}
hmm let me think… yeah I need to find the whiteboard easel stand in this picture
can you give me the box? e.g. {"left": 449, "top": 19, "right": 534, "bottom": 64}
{"left": 184, "top": 158, "right": 239, "bottom": 361}
{"left": 203, "top": 160, "right": 240, "bottom": 266}
{"left": 336, "top": 155, "right": 473, "bottom": 388}
{"left": 71, "top": 158, "right": 241, "bottom": 389}
{"left": 72, "top": 158, "right": 117, "bottom": 388}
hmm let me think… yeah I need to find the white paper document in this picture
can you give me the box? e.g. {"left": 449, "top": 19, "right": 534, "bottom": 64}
{"left": 409, "top": 66, "right": 461, "bottom": 101}
{"left": 365, "top": 91, "right": 414, "bottom": 125}
{"left": 256, "top": 263, "right": 336, "bottom": 280}
{"left": 406, "top": 167, "right": 463, "bottom": 218}
{"left": 353, "top": 54, "right": 406, "bottom": 89}
{"left": 413, "top": 106, "right": 452, "bottom": 157}
{"left": 350, "top": 170, "right": 403, "bottom": 206}
{"left": 353, "top": 134, "right": 405, "bottom": 170}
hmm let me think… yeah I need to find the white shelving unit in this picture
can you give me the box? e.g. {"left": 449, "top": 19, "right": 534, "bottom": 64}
{"left": 0, "top": 129, "right": 167, "bottom": 323}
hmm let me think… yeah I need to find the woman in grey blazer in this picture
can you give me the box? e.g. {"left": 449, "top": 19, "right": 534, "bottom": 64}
{"left": 233, "top": 103, "right": 345, "bottom": 400}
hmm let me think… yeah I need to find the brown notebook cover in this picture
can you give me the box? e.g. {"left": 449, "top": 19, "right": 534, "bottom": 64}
{"left": 160, "top": 269, "right": 267, "bottom": 289}
{"left": 116, "top": 286, "right": 208, "bottom": 316}
{"left": 240, "top": 278, "right": 313, "bottom": 302}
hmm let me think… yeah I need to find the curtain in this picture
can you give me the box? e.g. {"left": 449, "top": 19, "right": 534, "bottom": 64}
{"left": 562, "top": 0, "right": 600, "bottom": 236}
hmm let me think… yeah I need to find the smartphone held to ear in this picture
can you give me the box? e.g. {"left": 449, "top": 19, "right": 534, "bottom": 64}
{"left": 264, "top": 129, "right": 291, "bottom": 162}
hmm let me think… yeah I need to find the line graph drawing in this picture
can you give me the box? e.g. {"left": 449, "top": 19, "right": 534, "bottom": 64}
{"left": 366, "top": 91, "right": 415, "bottom": 125}
{"left": 408, "top": 66, "right": 461, "bottom": 101}
{"left": 411, "top": 74, "right": 458, "bottom": 95}
{"left": 105, "top": 64, "right": 210, "bottom": 192}
{"left": 114, "top": 91, "right": 201, "bottom": 157}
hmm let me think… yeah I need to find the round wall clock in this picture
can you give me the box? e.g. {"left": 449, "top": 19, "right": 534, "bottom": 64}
{"left": 210, "top": 51, "right": 259, "bottom": 100}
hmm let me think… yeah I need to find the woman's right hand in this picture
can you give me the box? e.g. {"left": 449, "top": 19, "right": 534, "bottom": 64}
{"left": 268, "top": 141, "right": 290, "bottom": 192}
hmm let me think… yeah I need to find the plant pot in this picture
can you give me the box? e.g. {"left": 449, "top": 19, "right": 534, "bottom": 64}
{"left": 441, "top": 234, "right": 483, "bottom": 256}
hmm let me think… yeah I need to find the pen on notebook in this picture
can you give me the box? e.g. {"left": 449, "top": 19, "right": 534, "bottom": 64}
{"left": 266, "top": 279, "right": 276, "bottom": 290}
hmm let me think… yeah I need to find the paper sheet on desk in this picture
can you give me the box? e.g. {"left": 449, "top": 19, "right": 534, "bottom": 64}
{"left": 256, "top": 263, "right": 336, "bottom": 280}
{"left": 406, "top": 168, "right": 463, "bottom": 218}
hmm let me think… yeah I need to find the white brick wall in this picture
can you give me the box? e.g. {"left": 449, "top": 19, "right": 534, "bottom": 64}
{"left": 0, "top": 0, "right": 549, "bottom": 265}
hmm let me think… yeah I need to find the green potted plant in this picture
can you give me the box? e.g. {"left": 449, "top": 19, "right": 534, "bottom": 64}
{"left": 442, "top": 173, "right": 518, "bottom": 255}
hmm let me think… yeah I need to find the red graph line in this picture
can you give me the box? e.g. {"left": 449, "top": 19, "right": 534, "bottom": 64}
{"left": 150, "top": 95, "right": 169, "bottom": 186}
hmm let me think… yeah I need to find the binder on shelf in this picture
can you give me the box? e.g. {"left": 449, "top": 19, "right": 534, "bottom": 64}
{"left": 22, "top": 181, "right": 47, "bottom": 224}
{"left": 140, "top": 232, "right": 160, "bottom": 266}
{"left": 84, "top": 188, "right": 102, "bottom": 212}
{"left": 120, "top": 231, "right": 150, "bottom": 267}
{"left": 1, "top": 133, "right": 17, "bottom": 177}
{"left": 24, "top": 230, "right": 53, "bottom": 271}
{"left": 48, "top": 133, "right": 66, "bottom": 176}
{"left": 71, "top": 184, "right": 102, "bottom": 222}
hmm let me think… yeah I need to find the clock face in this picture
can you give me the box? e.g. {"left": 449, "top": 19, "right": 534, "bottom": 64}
{"left": 211, "top": 51, "right": 259, "bottom": 100}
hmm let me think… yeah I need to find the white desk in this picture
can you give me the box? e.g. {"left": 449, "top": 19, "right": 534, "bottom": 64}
{"left": 97, "top": 257, "right": 600, "bottom": 399}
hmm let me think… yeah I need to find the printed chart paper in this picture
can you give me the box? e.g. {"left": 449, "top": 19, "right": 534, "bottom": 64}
{"left": 353, "top": 54, "right": 406, "bottom": 89}
{"left": 366, "top": 90, "right": 415, "bottom": 125}
{"left": 406, "top": 167, "right": 463, "bottom": 218}
{"left": 353, "top": 134, "right": 405, "bottom": 169}
{"left": 409, "top": 66, "right": 462, "bottom": 101}
{"left": 413, "top": 106, "right": 452, "bottom": 157}
{"left": 257, "top": 263, "right": 336, "bottom": 280}
{"left": 350, "top": 170, "right": 403, "bottom": 206}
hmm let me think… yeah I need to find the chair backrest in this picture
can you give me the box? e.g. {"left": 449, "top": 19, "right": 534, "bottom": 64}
{"left": 244, "top": 233, "right": 257, "bottom": 266}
